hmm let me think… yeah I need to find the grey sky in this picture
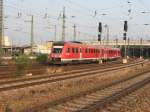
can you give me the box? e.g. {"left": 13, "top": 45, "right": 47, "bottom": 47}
{"left": 4, "top": 0, "right": 150, "bottom": 45}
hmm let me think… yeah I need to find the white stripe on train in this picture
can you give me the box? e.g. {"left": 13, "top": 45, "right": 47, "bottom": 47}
{"left": 61, "top": 57, "right": 119, "bottom": 62}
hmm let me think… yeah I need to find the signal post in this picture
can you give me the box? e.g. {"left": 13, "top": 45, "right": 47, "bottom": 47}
{"left": 123, "top": 21, "right": 128, "bottom": 64}
{"left": 98, "top": 22, "right": 103, "bottom": 64}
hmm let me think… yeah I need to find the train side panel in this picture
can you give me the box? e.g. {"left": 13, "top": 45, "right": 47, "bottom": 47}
{"left": 50, "top": 42, "right": 121, "bottom": 64}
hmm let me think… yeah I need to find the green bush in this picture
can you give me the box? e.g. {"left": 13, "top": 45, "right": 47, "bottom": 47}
{"left": 15, "top": 55, "right": 30, "bottom": 76}
{"left": 36, "top": 54, "right": 48, "bottom": 64}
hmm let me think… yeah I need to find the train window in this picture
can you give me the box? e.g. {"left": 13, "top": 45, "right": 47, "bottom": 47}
{"left": 88, "top": 49, "right": 90, "bottom": 53}
{"left": 85, "top": 49, "right": 88, "bottom": 53}
{"left": 94, "top": 49, "right": 95, "bottom": 53}
{"left": 80, "top": 48, "right": 82, "bottom": 53}
{"left": 102, "top": 50, "right": 104, "bottom": 54}
{"left": 72, "top": 48, "right": 75, "bottom": 53}
{"left": 67, "top": 48, "right": 70, "bottom": 53}
{"left": 52, "top": 48, "right": 62, "bottom": 54}
{"left": 76, "top": 48, "right": 78, "bottom": 53}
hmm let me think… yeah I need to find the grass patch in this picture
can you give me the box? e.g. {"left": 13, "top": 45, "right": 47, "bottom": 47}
{"left": 36, "top": 54, "right": 49, "bottom": 64}
{"left": 15, "top": 55, "right": 31, "bottom": 76}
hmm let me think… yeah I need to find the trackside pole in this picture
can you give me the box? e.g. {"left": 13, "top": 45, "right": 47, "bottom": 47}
{"left": 98, "top": 22, "right": 103, "bottom": 64}
{"left": 122, "top": 21, "right": 128, "bottom": 64}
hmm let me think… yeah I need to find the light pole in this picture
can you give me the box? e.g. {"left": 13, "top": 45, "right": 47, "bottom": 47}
{"left": 25, "top": 15, "right": 34, "bottom": 55}
{"left": 140, "top": 38, "right": 143, "bottom": 59}
{"left": 0, "top": 0, "right": 3, "bottom": 55}
{"left": 73, "top": 24, "right": 77, "bottom": 41}
{"left": 62, "top": 7, "right": 66, "bottom": 41}
{"left": 104, "top": 24, "right": 109, "bottom": 46}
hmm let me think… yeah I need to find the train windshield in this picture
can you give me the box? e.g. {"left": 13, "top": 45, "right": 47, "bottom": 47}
{"left": 52, "top": 47, "right": 63, "bottom": 54}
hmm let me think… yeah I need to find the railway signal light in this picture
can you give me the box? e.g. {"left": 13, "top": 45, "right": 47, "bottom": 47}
{"left": 98, "top": 22, "right": 102, "bottom": 42}
{"left": 98, "top": 34, "right": 101, "bottom": 41}
{"left": 124, "top": 21, "right": 128, "bottom": 32}
{"left": 98, "top": 22, "right": 102, "bottom": 33}
{"left": 123, "top": 33, "right": 127, "bottom": 40}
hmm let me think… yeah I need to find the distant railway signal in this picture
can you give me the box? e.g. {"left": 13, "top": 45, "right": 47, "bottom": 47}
{"left": 98, "top": 22, "right": 102, "bottom": 42}
{"left": 123, "top": 20, "right": 128, "bottom": 62}
{"left": 124, "top": 21, "right": 128, "bottom": 32}
{"left": 123, "top": 32, "right": 126, "bottom": 40}
{"left": 98, "top": 22, "right": 102, "bottom": 33}
{"left": 98, "top": 33, "right": 101, "bottom": 41}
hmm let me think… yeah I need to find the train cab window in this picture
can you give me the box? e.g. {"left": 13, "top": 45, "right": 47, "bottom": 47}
{"left": 67, "top": 48, "right": 70, "bottom": 53}
{"left": 72, "top": 48, "right": 75, "bottom": 53}
{"left": 52, "top": 48, "right": 62, "bottom": 54}
{"left": 76, "top": 48, "right": 78, "bottom": 53}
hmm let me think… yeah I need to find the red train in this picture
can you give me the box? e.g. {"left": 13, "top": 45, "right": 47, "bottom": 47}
{"left": 49, "top": 41, "right": 121, "bottom": 64}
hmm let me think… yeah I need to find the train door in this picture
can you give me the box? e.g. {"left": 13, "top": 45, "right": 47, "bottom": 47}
{"left": 79, "top": 47, "right": 82, "bottom": 60}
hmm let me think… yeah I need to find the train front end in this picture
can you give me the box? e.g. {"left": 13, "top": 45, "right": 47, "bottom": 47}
{"left": 50, "top": 42, "right": 64, "bottom": 64}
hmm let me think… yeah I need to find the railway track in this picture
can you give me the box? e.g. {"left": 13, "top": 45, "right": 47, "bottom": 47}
{"left": 99, "top": 84, "right": 150, "bottom": 112}
{"left": 22, "top": 67, "right": 150, "bottom": 112}
{"left": 0, "top": 64, "right": 47, "bottom": 79}
{"left": 0, "top": 59, "right": 138, "bottom": 79}
{"left": 0, "top": 59, "right": 143, "bottom": 80}
{"left": 0, "top": 62, "right": 125, "bottom": 83}
{"left": 0, "top": 60, "right": 148, "bottom": 93}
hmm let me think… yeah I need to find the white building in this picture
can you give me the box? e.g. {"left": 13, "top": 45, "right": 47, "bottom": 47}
{"left": 33, "top": 41, "right": 53, "bottom": 54}
{"left": 2, "top": 36, "right": 11, "bottom": 46}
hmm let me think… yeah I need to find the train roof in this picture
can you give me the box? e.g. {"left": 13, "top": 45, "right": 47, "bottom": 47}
{"left": 53, "top": 41, "right": 82, "bottom": 46}
{"left": 53, "top": 41, "right": 120, "bottom": 50}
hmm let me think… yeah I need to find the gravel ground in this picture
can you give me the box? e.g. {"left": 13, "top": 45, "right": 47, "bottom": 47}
{"left": 98, "top": 83, "right": 150, "bottom": 112}
{"left": 0, "top": 62, "right": 149, "bottom": 112}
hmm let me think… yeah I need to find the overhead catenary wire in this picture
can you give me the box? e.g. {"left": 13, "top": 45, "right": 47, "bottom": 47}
{"left": 3, "top": 0, "right": 150, "bottom": 44}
